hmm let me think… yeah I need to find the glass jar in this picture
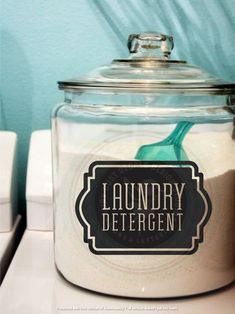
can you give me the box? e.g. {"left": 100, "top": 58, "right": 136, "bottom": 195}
{"left": 52, "top": 32, "right": 235, "bottom": 298}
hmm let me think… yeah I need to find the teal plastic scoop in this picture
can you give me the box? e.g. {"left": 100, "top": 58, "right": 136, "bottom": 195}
{"left": 135, "top": 122, "right": 193, "bottom": 161}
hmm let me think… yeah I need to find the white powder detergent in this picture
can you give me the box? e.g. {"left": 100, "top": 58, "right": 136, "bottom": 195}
{"left": 53, "top": 121, "right": 235, "bottom": 298}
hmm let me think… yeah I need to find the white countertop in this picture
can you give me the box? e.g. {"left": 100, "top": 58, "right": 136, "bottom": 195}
{"left": 0, "top": 230, "right": 234, "bottom": 314}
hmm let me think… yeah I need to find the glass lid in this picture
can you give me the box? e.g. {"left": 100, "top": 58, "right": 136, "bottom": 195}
{"left": 58, "top": 32, "right": 235, "bottom": 94}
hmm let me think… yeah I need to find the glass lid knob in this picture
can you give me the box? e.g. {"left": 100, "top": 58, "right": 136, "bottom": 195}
{"left": 127, "top": 32, "right": 174, "bottom": 59}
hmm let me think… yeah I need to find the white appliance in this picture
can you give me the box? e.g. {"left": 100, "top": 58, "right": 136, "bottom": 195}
{"left": 26, "top": 130, "right": 53, "bottom": 230}
{"left": 0, "top": 130, "right": 234, "bottom": 313}
{"left": 0, "top": 131, "right": 17, "bottom": 231}
{"left": 0, "top": 131, "right": 21, "bottom": 283}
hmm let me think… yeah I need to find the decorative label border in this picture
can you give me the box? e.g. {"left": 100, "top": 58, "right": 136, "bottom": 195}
{"left": 75, "top": 161, "right": 212, "bottom": 255}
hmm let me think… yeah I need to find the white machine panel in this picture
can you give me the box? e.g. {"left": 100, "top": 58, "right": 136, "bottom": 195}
{"left": 26, "top": 130, "right": 53, "bottom": 230}
{"left": 0, "top": 131, "right": 17, "bottom": 232}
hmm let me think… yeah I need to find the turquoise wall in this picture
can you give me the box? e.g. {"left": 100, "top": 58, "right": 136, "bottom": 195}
{"left": 1, "top": 0, "right": 235, "bottom": 208}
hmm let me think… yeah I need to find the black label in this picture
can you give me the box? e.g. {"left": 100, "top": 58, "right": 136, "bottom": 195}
{"left": 75, "top": 161, "right": 211, "bottom": 255}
